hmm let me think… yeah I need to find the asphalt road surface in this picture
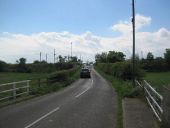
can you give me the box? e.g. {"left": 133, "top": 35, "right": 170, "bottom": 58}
{"left": 0, "top": 69, "right": 117, "bottom": 128}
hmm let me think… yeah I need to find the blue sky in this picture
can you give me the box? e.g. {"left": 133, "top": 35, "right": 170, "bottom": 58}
{"left": 0, "top": 0, "right": 170, "bottom": 63}
{"left": 0, "top": 0, "right": 169, "bottom": 36}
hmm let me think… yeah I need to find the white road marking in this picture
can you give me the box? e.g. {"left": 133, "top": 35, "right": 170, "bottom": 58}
{"left": 75, "top": 78, "right": 93, "bottom": 98}
{"left": 24, "top": 107, "right": 60, "bottom": 128}
{"left": 75, "top": 86, "right": 91, "bottom": 98}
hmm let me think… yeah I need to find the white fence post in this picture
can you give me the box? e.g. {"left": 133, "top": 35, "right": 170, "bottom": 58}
{"left": 13, "top": 83, "right": 16, "bottom": 100}
{"left": 0, "top": 80, "right": 30, "bottom": 102}
{"left": 135, "top": 79, "right": 163, "bottom": 122}
{"left": 27, "top": 80, "right": 30, "bottom": 95}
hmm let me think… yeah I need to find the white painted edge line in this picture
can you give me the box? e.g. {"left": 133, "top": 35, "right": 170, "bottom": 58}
{"left": 24, "top": 107, "right": 60, "bottom": 128}
{"left": 75, "top": 78, "right": 93, "bottom": 98}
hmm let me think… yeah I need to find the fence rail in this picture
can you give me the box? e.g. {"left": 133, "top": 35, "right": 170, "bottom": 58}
{"left": 0, "top": 80, "right": 30, "bottom": 101}
{"left": 135, "top": 80, "right": 163, "bottom": 122}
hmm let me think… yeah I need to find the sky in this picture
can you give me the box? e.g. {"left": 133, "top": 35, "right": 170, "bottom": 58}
{"left": 0, "top": 0, "right": 170, "bottom": 63}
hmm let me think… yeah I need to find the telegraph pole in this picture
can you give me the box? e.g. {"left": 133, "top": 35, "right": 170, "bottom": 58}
{"left": 141, "top": 51, "right": 143, "bottom": 59}
{"left": 54, "top": 49, "right": 56, "bottom": 63}
{"left": 132, "top": 0, "right": 135, "bottom": 85}
{"left": 40, "top": 52, "right": 41, "bottom": 62}
{"left": 46, "top": 53, "right": 48, "bottom": 62}
{"left": 71, "top": 42, "right": 72, "bottom": 58}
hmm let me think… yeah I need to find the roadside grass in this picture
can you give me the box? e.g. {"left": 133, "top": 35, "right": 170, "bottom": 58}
{"left": 144, "top": 72, "right": 170, "bottom": 91}
{"left": 0, "top": 67, "right": 80, "bottom": 107}
{"left": 0, "top": 72, "right": 48, "bottom": 84}
{"left": 95, "top": 66, "right": 133, "bottom": 128}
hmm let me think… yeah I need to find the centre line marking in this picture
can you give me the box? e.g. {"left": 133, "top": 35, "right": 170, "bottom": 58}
{"left": 75, "top": 79, "right": 93, "bottom": 98}
{"left": 75, "top": 86, "right": 91, "bottom": 98}
{"left": 24, "top": 107, "right": 60, "bottom": 128}
{"left": 91, "top": 79, "right": 93, "bottom": 86}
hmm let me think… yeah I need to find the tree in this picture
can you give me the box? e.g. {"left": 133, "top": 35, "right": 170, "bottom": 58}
{"left": 100, "top": 52, "right": 108, "bottom": 62}
{"left": 58, "top": 55, "right": 65, "bottom": 63}
{"left": 16, "top": 58, "right": 30, "bottom": 72}
{"left": 0, "top": 60, "right": 8, "bottom": 72}
{"left": 33, "top": 60, "right": 40, "bottom": 64}
{"left": 95, "top": 52, "right": 108, "bottom": 63}
{"left": 95, "top": 51, "right": 125, "bottom": 63}
{"left": 147, "top": 52, "right": 154, "bottom": 61}
{"left": 107, "top": 51, "right": 125, "bottom": 63}
{"left": 18, "top": 58, "right": 26, "bottom": 66}
{"left": 95, "top": 53, "right": 101, "bottom": 63}
{"left": 70, "top": 56, "right": 78, "bottom": 62}
{"left": 155, "top": 57, "right": 164, "bottom": 61}
{"left": 164, "top": 49, "right": 170, "bottom": 66}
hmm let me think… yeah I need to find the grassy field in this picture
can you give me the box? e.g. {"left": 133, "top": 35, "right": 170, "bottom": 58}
{"left": 144, "top": 72, "right": 170, "bottom": 89}
{"left": 0, "top": 72, "right": 48, "bottom": 84}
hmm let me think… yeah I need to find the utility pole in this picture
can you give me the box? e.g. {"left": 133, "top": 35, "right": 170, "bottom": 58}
{"left": 132, "top": 0, "right": 135, "bottom": 86}
{"left": 80, "top": 54, "right": 81, "bottom": 61}
{"left": 71, "top": 42, "right": 72, "bottom": 58}
{"left": 46, "top": 53, "right": 48, "bottom": 62}
{"left": 141, "top": 51, "right": 143, "bottom": 59}
{"left": 54, "top": 49, "right": 56, "bottom": 64}
{"left": 40, "top": 52, "right": 41, "bottom": 62}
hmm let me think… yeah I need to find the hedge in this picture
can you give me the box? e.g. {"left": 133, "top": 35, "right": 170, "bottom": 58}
{"left": 48, "top": 66, "right": 80, "bottom": 84}
{"left": 96, "top": 62, "right": 144, "bottom": 80}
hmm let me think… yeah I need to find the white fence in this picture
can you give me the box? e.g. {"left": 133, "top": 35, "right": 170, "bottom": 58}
{"left": 0, "top": 80, "right": 30, "bottom": 101}
{"left": 135, "top": 80, "right": 163, "bottom": 122}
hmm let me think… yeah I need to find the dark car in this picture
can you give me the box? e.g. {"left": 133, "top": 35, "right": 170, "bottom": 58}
{"left": 80, "top": 68, "right": 91, "bottom": 78}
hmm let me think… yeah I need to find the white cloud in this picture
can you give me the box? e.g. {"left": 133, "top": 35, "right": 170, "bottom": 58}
{"left": 0, "top": 31, "right": 103, "bottom": 63}
{"left": 135, "top": 14, "right": 151, "bottom": 30}
{"left": 111, "top": 14, "right": 151, "bottom": 34}
{"left": 111, "top": 21, "right": 132, "bottom": 34}
{"left": 0, "top": 14, "right": 169, "bottom": 63}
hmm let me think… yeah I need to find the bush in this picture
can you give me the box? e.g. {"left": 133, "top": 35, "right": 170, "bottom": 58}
{"left": 141, "top": 60, "right": 169, "bottom": 72}
{"left": 48, "top": 66, "right": 80, "bottom": 84}
{"left": 0, "top": 60, "right": 8, "bottom": 72}
{"left": 96, "top": 62, "right": 144, "bottom": 80}
{"left": 28, "top": 62, "right": 74, "bottom": 73}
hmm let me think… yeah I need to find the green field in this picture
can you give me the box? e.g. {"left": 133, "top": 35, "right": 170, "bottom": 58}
{"left": 0, "top": 72, "right": 48, "bottom": 84}
{"left": 144, "top": 72, "right": 170, "bottom": 89}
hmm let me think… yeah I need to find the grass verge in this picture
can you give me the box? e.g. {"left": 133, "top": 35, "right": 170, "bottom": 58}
{"left": 95, "top": 66, "right": 133, "bottom": 128}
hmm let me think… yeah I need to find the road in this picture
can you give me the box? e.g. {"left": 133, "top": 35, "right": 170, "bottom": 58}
{"left": 0, "top": 69, "right": 117, "bottom": 128}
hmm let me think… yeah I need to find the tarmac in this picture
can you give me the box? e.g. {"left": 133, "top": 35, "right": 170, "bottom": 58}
{"left": 123, "top": 98, "right": 160, "bottom": 128}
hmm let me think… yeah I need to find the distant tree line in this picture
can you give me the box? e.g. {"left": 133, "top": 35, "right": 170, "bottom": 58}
{"left": 141, "top": 49, "right": 170, "bottom": 72}
{"left": 95, "top": 50, "right": 143, "bottom": 80}
{"left": 95, "top": 51, "right": 125, "bottom": 63}
{"left": 95, "top": 49, "right": 170, "bottom": 72}
{"left": 0, "top": 55, "right": 82, "bottom": 73}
